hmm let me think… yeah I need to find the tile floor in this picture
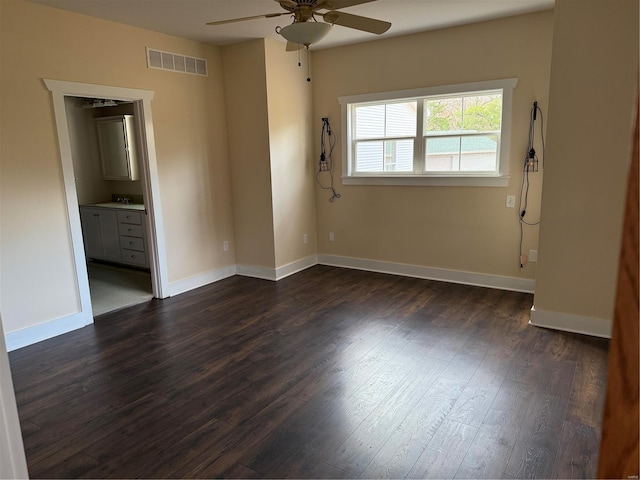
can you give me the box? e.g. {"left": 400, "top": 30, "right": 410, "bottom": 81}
{"left": 87, "top": 262, "right": 153, "bottom": 316}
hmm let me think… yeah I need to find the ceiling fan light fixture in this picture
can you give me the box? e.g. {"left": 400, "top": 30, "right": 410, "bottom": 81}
{"left": 278, "top": 21, "right": 332, "bottom": 46}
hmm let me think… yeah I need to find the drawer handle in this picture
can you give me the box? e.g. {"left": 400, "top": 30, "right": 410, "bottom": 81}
{"left": 128, "top": 228, "right": 132, "bottom": 232}
{"left": 129, "top": 241, "right": 134, "bottom": 245}
{"left": 93, "top": 214, "right": 100, "bottom": 217}
{"left": 131, "top": 255, "right": 136, "bottom": 259}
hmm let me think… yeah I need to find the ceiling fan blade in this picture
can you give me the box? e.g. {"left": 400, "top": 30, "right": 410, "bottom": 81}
{"left": 206, "top": 12, "right": 287, "bottom": 26}
{"left": 322, "top": 0, "right": 377, "bottom": 10}
{"left": 286, "top": 41, "right": 301, "bottom": 52}
{"left": 321, "top": 11, "right": 391, "bottom": 34}
{"left": 276, "top": 0, "right": 298, "bottom": 7}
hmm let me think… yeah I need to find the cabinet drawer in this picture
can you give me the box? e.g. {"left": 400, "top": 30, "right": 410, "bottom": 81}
{"left": 121, "top": 249, "right": 147, "bottom": 266}
{"left": 118, "top": 223, "right": 143, "bottom": 237}
{"left": 120, "top": 236, "right": 144, "bottom": 252}
{"left": 117, "top": 210, "right": 142, "bottom": 225}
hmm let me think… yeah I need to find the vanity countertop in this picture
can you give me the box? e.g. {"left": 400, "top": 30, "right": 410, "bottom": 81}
{"left": 83, "top": 202, "right": 145, "bottom": 211}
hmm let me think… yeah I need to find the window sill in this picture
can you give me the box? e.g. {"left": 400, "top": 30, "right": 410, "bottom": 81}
{"left": 341, "top": 175, "right": 509, "bottom": 187}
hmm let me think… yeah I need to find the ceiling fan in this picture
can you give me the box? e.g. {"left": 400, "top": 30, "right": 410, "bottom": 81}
{"left": 206, "top": 0, "right": 392, "bottom": 50}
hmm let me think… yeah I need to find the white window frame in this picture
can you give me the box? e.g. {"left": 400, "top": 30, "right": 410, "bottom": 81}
{"left": 339, "top": 78, "right": 518, "bottom": 187}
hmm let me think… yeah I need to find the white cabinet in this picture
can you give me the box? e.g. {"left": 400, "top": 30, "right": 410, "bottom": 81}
{"left": 80, "top": 206, "right": 149, "bottom": 268}
{"left": 80, "top": 208, "right": 121, "bottom": 262}
{"left": 95, "top": 115, "right": 139, "bottom": 181}
{"left": 116, "top": 210, "right": 149, "bottom": 268}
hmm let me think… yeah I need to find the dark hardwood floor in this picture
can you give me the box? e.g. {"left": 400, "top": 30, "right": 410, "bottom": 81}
{"left": 9, "top": 266, "right": 609, "bottom": 479}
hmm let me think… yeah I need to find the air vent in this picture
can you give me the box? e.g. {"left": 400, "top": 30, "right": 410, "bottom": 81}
{"left": 146, "top": 47, "right": 208, "bottom": 77}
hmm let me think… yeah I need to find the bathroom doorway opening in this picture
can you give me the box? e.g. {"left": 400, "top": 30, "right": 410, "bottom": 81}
{"left": 64, "top": 96, "right": 153, "bottom": 316}
{"left": 45, "top": 79, "right": 169, "bottom": 325}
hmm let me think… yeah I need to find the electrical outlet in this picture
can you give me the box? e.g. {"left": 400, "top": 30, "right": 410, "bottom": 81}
{"left": 223, "top": 241, "right": 229, "bottom": 252}
{"left": 303, "top": 234, "right": 308, "bottom": 244}
{"left": 529, "top": 249, "right": 538, "bottom": 262}
{"left": 506, "top": 195, "right": 516, "bottom": 208}
{"left": 329, "top": 232, "right": 335, "bottom": 242}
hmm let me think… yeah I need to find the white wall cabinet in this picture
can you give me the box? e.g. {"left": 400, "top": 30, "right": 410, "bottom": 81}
{"left": 80, "top": 206, "right": 148, "bottom": 268}
{"left": 95, "top": 115, "right": 139, "bottom": 181}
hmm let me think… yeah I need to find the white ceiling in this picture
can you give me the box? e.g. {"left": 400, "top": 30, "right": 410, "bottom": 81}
{"left": 29, "top": 0, "right": 554, "bottom": 50}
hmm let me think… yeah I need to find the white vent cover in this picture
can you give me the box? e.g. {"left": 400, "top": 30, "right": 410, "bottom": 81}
{"left": 146, "top": 47, "right": 208, "bottom": 77}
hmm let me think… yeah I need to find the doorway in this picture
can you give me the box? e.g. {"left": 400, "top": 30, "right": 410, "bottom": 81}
{"left": 64, "top": 96, "right": 153, "bottom": 315}
{"left": 45, "top": 79, "right": 169, "bottom": 325}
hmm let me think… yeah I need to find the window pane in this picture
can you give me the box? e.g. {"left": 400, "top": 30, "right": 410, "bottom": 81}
{"left": 355, "top": 105, "right": 384, "bottom": 138}
{"left": 462, "top": 94, "right": 502, "bottom": 133}
{"left": 356, "top": 140, "right": 414, "bottom": 173}
{"left": 425, "top": 135, "right": 499, "bottom": 172}
{"left": 425, "top": 136, "right": 461, "bottom": 171}
{"left": 385, "top": 102, "right": 417, "bottom": 137}
{"left": 356, "top": 141, "right": 384, "bottom": 172}
{"left": 355, "top": 102, "right": 417, "bottom": 139}
{"left": 459, "top": 135, "right": 498, "bottom": 171}
{"left": 384, "top": 139, "right": 414, "bottom": 172}
{"left": 425, "top": 97, "right": 462, "bottom": 134}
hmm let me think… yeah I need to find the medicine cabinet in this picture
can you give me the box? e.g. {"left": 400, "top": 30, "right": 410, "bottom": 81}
{"left": 95, "top": 115, "right": 139, "bottom": 181}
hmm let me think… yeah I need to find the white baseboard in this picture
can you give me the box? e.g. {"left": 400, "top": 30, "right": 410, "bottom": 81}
{"left": 529, "top": 307, "right": 612, "bottom": 338}
{"left": 236, "top": 264, "right": 277, "bottom": 281}
{"left": 275, "top": 255, "right": 318, "bottom": 280}
{"left": 5, "top": 311, "right": 92, "bottom": 352}
{"left": 168, "top": 264, "right": 237, "bottom": 296}
{"left": 237, "top": 255, "right": 319, "bottom": 281}
{"left": 317, "top": 254, "right": 535, "bottom": 293}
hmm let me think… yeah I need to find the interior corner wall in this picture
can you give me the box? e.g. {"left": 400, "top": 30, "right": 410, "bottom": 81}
{"left": 65, "top": 97, "right": 112, "bottom": 205}
{"left": 222, "top": 39, "right": 276, "bottom": 269}
{"left": 0, "top": 0, "right": 236, "bottom": 337}
{"left": 532, "top": 0, "right": 639, "bottom": 328}
{"left": 311, "top": 11, "right": 554, "bottom": 282}
{"left": 264, "top": 39, "right": 317, "bottom": 268}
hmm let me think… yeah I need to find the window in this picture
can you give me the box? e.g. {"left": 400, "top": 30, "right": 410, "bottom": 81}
{"left": 353, "top": 101, "right": 416, "bottom": 173}
{"left": 339, "top": 78, "right": 517, "bottom": 186}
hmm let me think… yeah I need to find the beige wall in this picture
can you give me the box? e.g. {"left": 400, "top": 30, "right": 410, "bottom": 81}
{"left": 533, "top": 0, "right": 638, "bottom": 321}
{"left": 0, "top": 0, "right": 235, "bottom": 334}
{"left": 312, "top": 11, "right": 554, "bottom": 279}
{"left": 66, "top": 97, "right": 113, "bottom": 205}
{"left": 222, "top": 39, "right": 316, "bottom": 271}
{"left": 265, "top": 39, "right": 317, "bottom": 267}
{"left": 222, "top": 39, "right": 275, "bottom": 269}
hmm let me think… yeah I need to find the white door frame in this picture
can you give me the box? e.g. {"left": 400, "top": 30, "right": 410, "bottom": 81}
{"left": 0, "top": 313, "right": 28, "bottom": 479}
{"left": 44, "top": 79, "right": 170, "bottom": 327}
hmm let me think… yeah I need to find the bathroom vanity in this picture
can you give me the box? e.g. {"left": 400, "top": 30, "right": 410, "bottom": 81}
{"left": 80, "top": 203, "right": 149, "bottom": 268}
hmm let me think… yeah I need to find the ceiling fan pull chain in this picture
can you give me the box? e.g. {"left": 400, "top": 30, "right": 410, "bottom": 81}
{"left": 306, "top": 46, "right": 311, "bottom": 82}
{"left": 298, "top": 46, "right": 301, "bottom": 67}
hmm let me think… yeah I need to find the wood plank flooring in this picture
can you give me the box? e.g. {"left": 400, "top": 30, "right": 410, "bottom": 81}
{"left": 8, "top": 266, "right": 609, "bottom": 479}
